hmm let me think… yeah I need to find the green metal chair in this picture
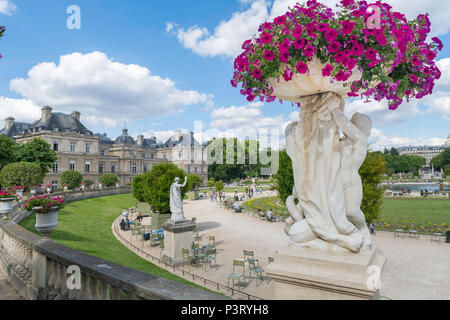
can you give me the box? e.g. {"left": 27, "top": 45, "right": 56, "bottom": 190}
{"left": 182, "top": 248, "right": 195, "bottom": 267}
{"left": 228, "top": 260, "right": 246, "bottom": 288}
{"left": 268, "top": 257, "right": 275, "bottom": 264}
{"left": 208, "top": 236, "right": 216, "bottom": 247}
{"left": 159, "top": 239, "right": 165, "bottom": 259}
{"left": 243, "top": 250, "right": 256, "bottom": 264}
{"left": 248, "top": 259, "right": 266, "bottom": 286}
{"left": 131, "top": 227, "right": 140, "bottom": 240}
{"left": 203, "top": 249, "right": 217, "bottom": 271}
{"left": 150, "top": 233, "right": 161, "bottom": 247}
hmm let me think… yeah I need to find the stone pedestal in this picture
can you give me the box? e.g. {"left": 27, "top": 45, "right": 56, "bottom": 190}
{"left": 266, "top": 246, "right": 386, "bottom": 300}
{"left": 162, "top": 220, "right": 196, "bottom": 266}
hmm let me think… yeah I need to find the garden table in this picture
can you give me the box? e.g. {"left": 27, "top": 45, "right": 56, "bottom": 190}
{"left": 431, "top": 233, "right": 443, "bottom": 243}
{"left": 408, "top": 230, "right": 420, "bottom": 240}
{"left": 394, "top": 229, "right": 406, "bottom": 238}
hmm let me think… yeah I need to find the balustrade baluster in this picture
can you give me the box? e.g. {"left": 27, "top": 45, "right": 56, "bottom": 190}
{"left": 78, "top": 273, "right": 91, "bottom": 300}
{"left": 111, "top": 286, "right": 121, "bottom": 300}
{"left": 90, "top": 277, "right": 101, "bottom": 300}
{"left": 100, "top": 281, "right": 110, "bottom": 300}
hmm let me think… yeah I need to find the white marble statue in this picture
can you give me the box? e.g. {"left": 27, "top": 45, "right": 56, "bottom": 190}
{"left": 169, "top": 176, "right": 188, "bottom": 222}
{"left": 283, "top": 92, "right": 372, "bottom": 253}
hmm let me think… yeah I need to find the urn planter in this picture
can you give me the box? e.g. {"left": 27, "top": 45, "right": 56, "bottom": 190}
{"left": 34, "top": 207, "right": 59, "bottom": 236}
{"left": 0, "top": 198, "right": 16, "bottom": 220}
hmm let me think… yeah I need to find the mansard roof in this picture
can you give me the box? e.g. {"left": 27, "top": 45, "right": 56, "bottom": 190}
{"left": 115, "top": 128, "right": 136, "bottom": 145}
{"left": 163, "top": 132, "right": 201, "bottom": 148}
{"left": 31, "top": 112, "right": 93, "bottom": 135}
{"left": 0, "top": 121, "right": 33, "bottom": 138}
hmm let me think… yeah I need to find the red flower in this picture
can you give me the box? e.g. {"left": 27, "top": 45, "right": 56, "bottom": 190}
{"left": 296, "top": 61, "right": 308, "bottom": 74}
{"left": 322, "top": 64, "right": 334, "bottom": 77}
{"left": 261, "top": 32, "right": 273, "bottom": 44}
{"left": 263, "top": 50, "right": 274, "bottom": 61}
{"left": 365, "top": 48, "right": 377, "bottom": 60}
{"left": 302, "top": 45, "right": 315, "bottom": 57}
{"left": 351, "top": 43, "right": 364, "bottom": 56}
{"left": 324, "top": 29, "right": 338, "bottom": 42}
{"left": 340, "top": 20, "right": 355, "bottom": 35}
{"left": 293, "top": 38, "right": 306, "bottom": 50}
{"left": 279, "top": 51, "right": 290, "bottom": 63}
{"left": 328, "top": 41, "right": 341, "bottom": 53}
{"left": 292, "top": 26, "right": 303, "bottom": 38}
{"left": 316, "top": 23, "right": 329, "bottom": 33}
{"left": 334, "top": 51, "right": 347, "bottom": 63}
{"left": 274, "top": 16, "right": 287, "bottom": 26}
{"left": 252, "top": 69, "right": 262, "bottom": 79}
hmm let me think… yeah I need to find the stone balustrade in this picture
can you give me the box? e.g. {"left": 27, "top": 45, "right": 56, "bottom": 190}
{"left": 0, "top": 188, "right": 227, "bottom": 300}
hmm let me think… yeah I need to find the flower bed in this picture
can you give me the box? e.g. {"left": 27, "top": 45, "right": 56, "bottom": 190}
{"left": 232, "top": 0, "right": 442, "bottom": 109}
{"left": 0, "top": 190, "right": 17, "bottom": 200}
{"left": 375, "top": 217, "right": 448, "bottom": 235}
{"left": 242, "top": 196, "right": 289, "bottom": 217}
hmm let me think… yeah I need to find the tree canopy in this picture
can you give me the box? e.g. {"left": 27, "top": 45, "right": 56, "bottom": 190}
{"left": 61, "top": 171, "right": 83, "bottom": 190}
{"left": 0, "top": 135, "right": 16, "bottom": 171}
{"left": 383, "top": 148, "right": 426, "bottom": 173}
{"left": 15, "top": 138, "right": 57, "bottom": 176}
{"left": 0, "top": 162, "right": 44, "bottom": 190}
{"left": 186, "top": 174, "right": 203, "bottom": 191}
{"left": 431, "top": 148, "right": 450, "bottom": 170}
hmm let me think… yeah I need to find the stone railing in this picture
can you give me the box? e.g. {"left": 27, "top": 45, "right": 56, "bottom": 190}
{"left": 0, "top": 189, "right": 227, "bottom": 300}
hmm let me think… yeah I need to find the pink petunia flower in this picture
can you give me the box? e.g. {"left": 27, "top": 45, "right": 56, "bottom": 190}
{"left": 302, "top": 45, "right": 316, "bottom": 57}
{"left": 340, "top": 20, "right": 355, "bottom": 35}
{"left": 261, "top": 32, "right": 273, "bottom": 44}
{"left": 296, "top": 61, "right": 308, "bottom": 74}
{"left": 263, "top": 50, "right": 274, "bottom": 61}
{"left": 328, "top": 41, "right": 341, "bottom": 53}
{"left": 279, "top": 51, "right": 290, "bottom": 63}
{"left": 274, "top": 16, "right": 287, "bottom": 26}
{"left": 324, "top": 29, "right": 338, "bottom": 42}
{"left": 292, "top": 26, "right": 303, "bottom": 38}
{"left": 365, "top": 48, "right": 377, "bottom": 60}
{"left": 322, "top": 64, "right": 334, "bottom": 77}
{"left": 293, "top": 38, "right": 306, "bottom": 50}
{"left": 252, "top": 69, "right": 262, "bottom": 79}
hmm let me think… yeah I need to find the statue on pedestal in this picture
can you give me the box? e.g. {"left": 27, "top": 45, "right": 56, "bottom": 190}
{"left": 169, "top": 176, "right": 188, "bottom": 222}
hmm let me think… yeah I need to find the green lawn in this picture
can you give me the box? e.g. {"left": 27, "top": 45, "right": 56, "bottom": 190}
{"left": 18, "top": 194, "right": 205, "bottom": 290}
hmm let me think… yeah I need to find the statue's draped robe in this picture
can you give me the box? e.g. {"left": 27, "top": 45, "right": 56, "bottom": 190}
{"left": 170, "top": 183, "right": 184, "bottom": 221}
{"left": 287, "top": 96, "right": 352, "bottom": 247}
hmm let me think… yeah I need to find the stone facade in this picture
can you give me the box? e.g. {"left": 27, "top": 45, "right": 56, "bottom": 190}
{"left": 398, "top": 139, "right": 449, "bottom": 171}
{"left": 0, "top": 107, "right": 208, "bottom": 188}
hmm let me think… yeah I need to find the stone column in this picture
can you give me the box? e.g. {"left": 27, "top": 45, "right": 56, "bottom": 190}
{"left": 162, "top": 220, "right": 196, "bottom": 266}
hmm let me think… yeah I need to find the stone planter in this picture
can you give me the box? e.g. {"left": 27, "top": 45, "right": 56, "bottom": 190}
{"left": 0, "top": 198, "right": 16, "bottom": 220}
{"left": 34, "top": 207, "right": 59, "bottom": 236}
{"left": 15, "top": 189, "right": 24, "bottom": 197}
{"left": 46, "top": 188, "right": 52, "bottom": 193}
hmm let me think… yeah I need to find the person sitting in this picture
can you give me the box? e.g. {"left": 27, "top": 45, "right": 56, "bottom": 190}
{"left": 266, "top": 209, "right": 276, "bottom": 222}
{"left": 257, "top": 209, "right": 266, "bottom": 218}
{"left": 446, "top": 229, "right": 450, "bottom": 243}
{"left": 232, "top": 202, "right": 242, "bottom": 213}
{"left": 136, "top": 213, "right": 143, "bottom": 223}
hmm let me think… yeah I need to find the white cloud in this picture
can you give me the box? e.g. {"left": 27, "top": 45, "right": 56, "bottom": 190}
{"left": 369, "top": 128, "right": 446, "bottom": 151}
{"left": 135, "top": 129, "right": 178, "bottom": 144}
{"left": 171, "top": 0, "right": 449, "bottom": 59}
{"left": 0, "top": 0, "right": 16, "bottom": 15}
{"left": 9, "top": 51, "right": 214, "bottom": 127}
{"left": 0, "top": 97, "right": 40, "bottom": 126}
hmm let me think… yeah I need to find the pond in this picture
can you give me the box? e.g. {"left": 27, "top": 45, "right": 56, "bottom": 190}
{"left": 383, "top": 183, "right": 450, "bottom": 192}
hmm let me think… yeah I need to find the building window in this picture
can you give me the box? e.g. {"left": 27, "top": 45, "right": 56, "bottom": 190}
{"left": 70, "top": 142, "right": 76, "bottom": 153}
{"left": 100, "top": 149, "right": 105, "bottom": 156}
{"left": 85, "top": 162, "right": 91, "bottom": 172}
{"left": 151, "top": 154, "right": 155, "bottom": 159}
{"left": 53, "top": 141, "right": 59, "bottom": 152}
{"left": 131, "top": 162, "right": 137, "bottom": 174}
{"left": 144, "top": 165, "right": 148, "bottom": 173}
{"left": 86, "top": 144, "right": 91, "bottom": 153}
{"left": 52, "top": 181, "right": 58, "bottom": 190}
{"left": 187, "top": 164, "right": 191, "bottom": 173}
{"left": 99, "top": 164, "right": 104, "bottom": 174}
{"left": 70, "top": 161, "right": 75, "bottom": 171}
{"left": 111, "top": 163, "right": 116, "bottom": 173}
{"left": 195, "top": 165, "right": 198, "bottom": 173}
{"left": 163, "top": 154, "right": 167, "bottom": 160}
{"left": 142, "top": 153, "right": 146, "bottom": 159}
{"left": 53, "top": 161, "right": 59, "bottom": 172}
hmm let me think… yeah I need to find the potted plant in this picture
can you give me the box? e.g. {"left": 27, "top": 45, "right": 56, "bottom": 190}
{"left": 12, "top": 186, "right": 25, "bottom": 198}
{"left": 45, "top": 184, "right": 52, "bottom": 194}
{"left": 31, "top": 185, "right": 40, "bottom": 195}
{"left": 0, "top": 191, "right": 18, "bottom": 220}
{"left": 24, "top": 195, "right": 65, "bottom": 236}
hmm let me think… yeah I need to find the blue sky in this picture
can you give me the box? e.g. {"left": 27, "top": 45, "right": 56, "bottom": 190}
{"left": 0, "top": 0, "right": 449, "bottom": 149}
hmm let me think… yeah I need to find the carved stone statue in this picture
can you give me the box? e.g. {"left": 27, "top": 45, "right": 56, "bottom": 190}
{"left": 283, "top": 92, "right": 372, "bottom": 253}
{"left": 169, "top": 176, "right": 188, "bottom": 222}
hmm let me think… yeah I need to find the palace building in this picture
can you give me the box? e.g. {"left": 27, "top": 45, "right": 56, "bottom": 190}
{"left": 0, "top": 106, "right": 208, "bottom": 189}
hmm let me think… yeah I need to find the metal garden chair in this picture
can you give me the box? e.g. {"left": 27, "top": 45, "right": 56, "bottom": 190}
{"left": 228, "top": 260, "right": 246, "bottom": 288}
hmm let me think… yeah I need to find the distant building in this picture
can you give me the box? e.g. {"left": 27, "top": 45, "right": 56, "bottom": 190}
{"left": 0, "top": 106, "right": 208, "bottom": 189}
{"left": 398, "top": 135, "right": 449, "bottom": 172}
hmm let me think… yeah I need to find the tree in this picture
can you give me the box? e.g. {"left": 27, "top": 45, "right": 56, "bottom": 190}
{"left": 99, "top": 173, "right": 119, "bottom": 187}
{"left": 0, "top": 135, "right": 16, "bottom": 171}
{"left": 386, "top": 167, "right": 395, "bottom": 177}
{"left": 206, "top": 178, "right": 215, "bottom": 189}
{"left": 0, "top": 162, "right": 44, "bottom": 190}
{"left": 273, "top": 149, "right": 294, "bottom": 204}
{"left": 143, "top": 163, "right": 186, "bottom": 214}
{"left": 431, "top": 148, "right": 450, "bottom": 169}
{"left": 359, "top": 152, "right": 386, "bottom": 223}
{"left": 215, "top": 180, "right": 224, "bottom": 192}
{"left": 82, "top": 179, "right": 94, "bottom": 188}
{"left": 15, "top": 138, "right": 57, "bottom": 176}
{"left": 390, "top": 148, "right": 399, "bottom": 156}
{"left": 187, "top": 174, "right": 203, "bottom": 191}
{"left": 61, "top": 171, "right": 83, "bottom": 190}
{"left": 132, "top": 173, "right": 149, "bottom": 202}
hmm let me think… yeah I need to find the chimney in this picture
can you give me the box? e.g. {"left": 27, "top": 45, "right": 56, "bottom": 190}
{"left": 151, "top": 136, "right": 157, "bottom": 141}
{"left": 41, "top": 106, "right": 53, "bottom": 123}
{"left": 190, "top": 131, "right": 195, "bottom": 147}
{"left": 71, "top": 111, "right": 81, "bottom": 121}
{"left": 103, "top": 132, "right": 107, "bottom": 137}
{"left": 5, "top": 117, "right": 14, "bottom": 131}
{"left": 137, "top": 134, "right": 144, "bottom": 145}
{"left": 175, "top": 130, "right": 182, "bottom": 141}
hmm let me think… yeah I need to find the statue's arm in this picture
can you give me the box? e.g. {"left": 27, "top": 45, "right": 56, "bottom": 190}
{"left": 181, "top": 176, "right": 188, "bottom": 187}
{"left": 329, "top": 106, "right": 362, "bottom": 141}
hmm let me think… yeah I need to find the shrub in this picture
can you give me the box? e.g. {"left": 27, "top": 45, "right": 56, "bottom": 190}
{"left": 187, "top": 174, "right": 203, "bottom": 191}
{"left": 82, "top": 180, "right": 94, "bottom": 188}
{"left": 273, "top": 149, "right": 294, "bottom": 204}
{"left": 206, "top": 178, "right": 215, "bottom": 188}
{"left": 0, "top": 162, "right": 44, "bottom": 190}
{"left": 215, "top": 180, "right": 224, "bottom": 192}
{"left": 61, "top": 171, "right": 83, "bottom": 190}
{"left": 143, "top": 163, "right": 186, "bottom": 214}
{"left": 99, "top": 173, "right": 119, "bottom": 187}
{"left": 132, "top": 173, "right": 149, "bottom": 202}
